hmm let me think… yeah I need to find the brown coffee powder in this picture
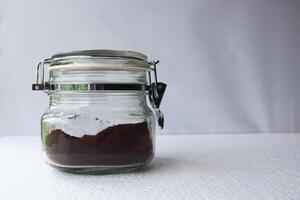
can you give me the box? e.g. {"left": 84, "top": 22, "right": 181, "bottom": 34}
{"left": 45, "top": 121, "right": 153, "bottom": 166}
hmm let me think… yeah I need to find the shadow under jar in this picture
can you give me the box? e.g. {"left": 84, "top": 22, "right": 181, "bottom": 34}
{"left": 32, "top": 50, "right": 167, "bottom": 173}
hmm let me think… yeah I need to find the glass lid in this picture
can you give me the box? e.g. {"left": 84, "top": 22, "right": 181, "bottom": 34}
{"left": 52, "top": 49, "right": 148, "bottom": 61}
{"left": 48, "top": 49, "right": 151, "bottom": 71}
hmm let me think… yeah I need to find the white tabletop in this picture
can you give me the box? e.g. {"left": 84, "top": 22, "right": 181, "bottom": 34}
{"left": 0, "top": 134, "right": 299, "bottom": 200}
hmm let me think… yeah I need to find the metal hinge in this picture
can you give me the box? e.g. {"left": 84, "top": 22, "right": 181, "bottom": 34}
{"left": 32, "top": 59, "right": 51, "bottom": 91}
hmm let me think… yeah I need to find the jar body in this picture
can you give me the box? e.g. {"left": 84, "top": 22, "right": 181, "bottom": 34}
{"left": 33, "top": 50, "right": 166, "bottom": 173}
{"left": 41, "top": 92, "right": 155, "bottom": 173}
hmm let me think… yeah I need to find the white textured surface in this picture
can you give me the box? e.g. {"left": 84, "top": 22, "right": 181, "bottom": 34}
{"left": 0, "top": 134, "right": 299, "bottom": 200}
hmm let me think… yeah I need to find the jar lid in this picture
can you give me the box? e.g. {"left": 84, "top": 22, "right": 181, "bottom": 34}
{"left": 52, "top": 49, "right": 148, "bottom": 61}
{"left": 48, "top": 49, "right": 151, "bottom": 71}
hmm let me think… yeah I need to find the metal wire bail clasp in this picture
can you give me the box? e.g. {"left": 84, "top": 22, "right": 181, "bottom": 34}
{"left": 32, "top": 59, "right": 50, "bottom": 91}
{"left": 147, "top": 60, "right": 167, "bottom": 129}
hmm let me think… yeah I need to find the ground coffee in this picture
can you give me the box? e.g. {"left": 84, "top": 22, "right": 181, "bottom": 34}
{"left": 45, "top": 121, "right": 153, "bottom": 166}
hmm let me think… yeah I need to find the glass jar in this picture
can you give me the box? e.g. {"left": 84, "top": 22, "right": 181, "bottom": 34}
{"left": 32, "top": 50, "right": 166, "bottom": 173}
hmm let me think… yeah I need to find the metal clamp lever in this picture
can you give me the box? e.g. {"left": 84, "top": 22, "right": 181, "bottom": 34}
{"left": 147, "top": 60, "right": 167, "bottom": 129}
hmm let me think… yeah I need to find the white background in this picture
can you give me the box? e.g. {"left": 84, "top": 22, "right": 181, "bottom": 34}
{"left": 0, "top": 0, "right": 299, "bottom": 136}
